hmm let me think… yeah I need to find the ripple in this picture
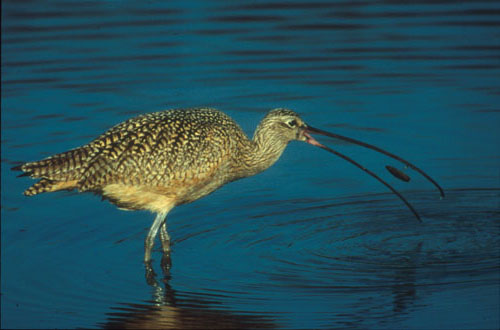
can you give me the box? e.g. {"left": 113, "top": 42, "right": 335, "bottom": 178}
{"left": 100, "top": 188, "right": 499, "bottom": 328}
{"left": 2, "top": 0, "right": 499, "bottom": 328}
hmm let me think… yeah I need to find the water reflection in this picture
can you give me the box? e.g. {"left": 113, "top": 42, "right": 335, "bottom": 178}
{"left": 98, "top": 188, "right": 499, "bottom": 329}
{"left": 391, "top": 244, "right": 420, "bottom": 314}
{"left": 103, "top": 272, "right": 276, "bottom": 329}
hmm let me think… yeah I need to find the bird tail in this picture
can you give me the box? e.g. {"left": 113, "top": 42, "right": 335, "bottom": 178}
{"left": 20, "top": 178, "right": 68, "bottom": 196}
{"left": 11, "top": 149, "right": 88, "bottom": 196}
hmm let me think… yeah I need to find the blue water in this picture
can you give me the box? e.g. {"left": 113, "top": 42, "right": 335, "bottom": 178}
{"left": 2, "top": 1, "right": 499, "bottom": 329}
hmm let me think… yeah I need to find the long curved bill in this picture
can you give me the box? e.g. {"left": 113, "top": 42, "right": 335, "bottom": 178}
{"left": 302, "top": 125, "right": 444, "bottom": 222}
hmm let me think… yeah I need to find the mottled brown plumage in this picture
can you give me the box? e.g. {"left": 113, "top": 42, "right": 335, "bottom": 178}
{"left": 13, "top": 107, "right": 309, "bottom": 264}
{"left": 13, "top": 106, "right": 444, "bottom": 269}
{"left": 15, "top": 108, "right": 304, "bottom": 207}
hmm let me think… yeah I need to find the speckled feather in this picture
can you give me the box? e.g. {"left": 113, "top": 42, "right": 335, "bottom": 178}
{"left": 78, "top": 108, "right": 242, "bottom": 190}
{"left": 14, "top": 107, "right": 305, "bottom": 211}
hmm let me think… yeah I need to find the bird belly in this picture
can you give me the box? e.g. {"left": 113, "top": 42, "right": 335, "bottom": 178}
{"left": 101, "top": 183, "right": 177, "bottom": 213}
{"left": 175, "top": 176, "right": 227, "bottom": 205}
{"left": 100, "top": 173, "right": 227, "bottom": 213}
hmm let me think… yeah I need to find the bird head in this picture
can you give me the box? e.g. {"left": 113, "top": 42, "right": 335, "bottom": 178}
{"left": 258, "top": 107, "right": 444, "bottom": 222}
{"left": 259, "top": 108, "right": 313, "bottom": 144}
{"left": 261, "top": 108, "right": 333, "bottom": 148}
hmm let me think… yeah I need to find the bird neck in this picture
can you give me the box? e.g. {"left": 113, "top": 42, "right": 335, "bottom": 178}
{"left": 233, "top": 125, "right": 289, "bottom": 179}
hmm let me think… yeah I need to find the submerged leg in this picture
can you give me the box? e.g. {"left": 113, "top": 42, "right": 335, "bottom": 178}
{"left": 144, "top": 211, "right": 167, "bottom": 263}
{"left": 159, "top": 222, "right": 172, "bottom": 274}
{"left": 159, "top": 222, "right": 171, "bottom": 254}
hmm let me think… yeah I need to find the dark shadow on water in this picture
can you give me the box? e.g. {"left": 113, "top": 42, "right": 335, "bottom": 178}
{"left": 390, "top": 242, "right": 422, "bottom": 314}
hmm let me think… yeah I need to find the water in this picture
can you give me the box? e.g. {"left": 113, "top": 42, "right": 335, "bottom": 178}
{"left": 2, "top": 1, "right": 499, "bottom": 329}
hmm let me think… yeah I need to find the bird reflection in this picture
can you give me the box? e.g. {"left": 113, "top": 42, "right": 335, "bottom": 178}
{"left": 102, "top": 265, "right": 275, "bottom": 329}
{"left": 390, "top": 242, "right": 422, "bottom": 314}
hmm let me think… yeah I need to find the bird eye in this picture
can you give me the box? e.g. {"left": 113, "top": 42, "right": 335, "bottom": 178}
{"left": 287, "top": 119, "right": 297, "bottom": 127}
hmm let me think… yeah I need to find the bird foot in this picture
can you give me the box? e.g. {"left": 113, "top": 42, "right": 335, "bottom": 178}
{"left": 144, "top": 251, "right": 173, "bottom": 286}
{"left": 144, "top": 260, "right": 158, "bottom": 286}
{"left": 161, "top": 253, "right": 172, "bottom": 275}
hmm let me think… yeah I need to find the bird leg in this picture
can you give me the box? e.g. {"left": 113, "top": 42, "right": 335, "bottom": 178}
{"left": 159, "top": 222, "right": 171, "bottom": 254}
{"left": 145, "top": 210, "right": 174, "bottom": 285}
{"left": 159, "top": 221, "right": 172, "bottom": 274}
{"left": 144, "top": 211, "right": 167, "bottom": 263}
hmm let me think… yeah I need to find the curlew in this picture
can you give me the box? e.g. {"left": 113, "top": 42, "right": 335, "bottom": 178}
{"left": 12, "top": 107, "right": 444, "bottom": 267}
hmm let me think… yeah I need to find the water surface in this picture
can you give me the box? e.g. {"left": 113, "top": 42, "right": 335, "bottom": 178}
{"left": 2, "top": 1, "right": 499, "bottom": 329}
